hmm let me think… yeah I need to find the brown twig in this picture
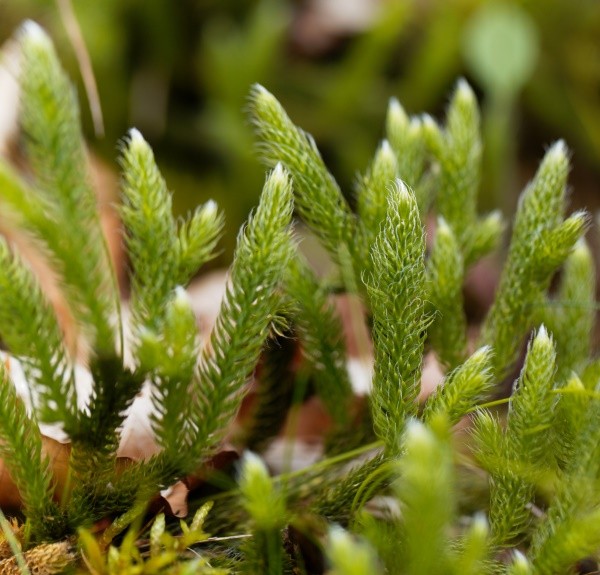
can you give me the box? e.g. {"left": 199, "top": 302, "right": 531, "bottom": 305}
{"left": 55, "top": 0, "right": 104, "bottom": 137}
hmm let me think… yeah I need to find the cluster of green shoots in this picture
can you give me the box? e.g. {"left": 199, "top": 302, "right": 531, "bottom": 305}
{"left": 0, "top": 20, "right": 599, "bottom": 575}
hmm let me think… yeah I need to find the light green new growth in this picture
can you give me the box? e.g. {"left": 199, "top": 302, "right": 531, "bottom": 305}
{"left": 395, "top": 417, "right": 455, "bottom": 575}
{"left": 326, "top": 526, "right": 380, "bottom": 575}
{"left": 119, "top": 130, "right": 177, "bottom": 337}
{"left": 0, "top": 240, "right": 75, "bottom": 427}
{"left": 78, "top": 502, "right": 218, "bottom": 574}
{"left": 357, "top": 100, "right": 430, "bottom": 276}
{"left": 531, "top": 398, "right": 600, "bottom": 570}
{"left": 424, "top": 345, "right": 494, "bottom": 426}
{"left": 355, "top": 140, "right": 398, "bottom": 267}
{"left": 531, "top": 506, "right": 600, "bottom": 575}
{"left": 423, "top": 79, "right": 503, "bottom": 267}
{"left": 364, "top": 181, "right": 429, "bottom": 454}
{"left": 480, "top": 142, "right": 588, "bottom": 378}
{"left": 539, "top": 238, "right": 595, "bottom": 381}
{"left": 466, "top": 210, "right": 504, "bottom": 267}
{"left": 192, "top": 164, "right": 293, "bottom": 459}
{"left": 239, "top": 452, "right": 286, "bottom": 531}
{"left": 505, "top": 326, "right": 556, "bottom": 465}
{"left": 249, "top": 84, "right": 356, "bottom": 264}
{"left": 427, "top": 217, "right": 468, "bottom": 369}
{"left": 0, "top": 362, "right": 61, "bottom": 540}
{"left": 552, "top": 374, "right": 589, "bottom": 467}
{"left": 529, "top": 397, "right": 600, "bottom": 573}
{"left": 0, "top": 160, "right": 64, "bottom": 249}
{"left": 239, "top": 452, "right": 286, "bottom": 575}
{"left": 176, "top": 200, "right": 224, "bottom": 284}
{"left": 476, "top": 327, "right": 557, "bottom": 544}
{"left": 120, "top": 129, "right": 223, "bottom": 347}
{"left": 384, "top": 98, "right": 430, "bottom": 215}
{"left": 17, "top": 22, "right": 117, "bottom": 357}
{"left": 119, "top": 131, "right": 224, "bottom": 462}
{"left": 144, "top": 288, "right": 199, "bottom": 453}
{"left": 284, "top": 252, "right": 353, "bottom": 425}
{"left": 451, "top": 514, "right": 491, "bottom": 575}
{"left": 581, "top": 357, "right": 600, "bottom": 390}
{"left": 506, "top": 552, "right": 533, "bottom": 575}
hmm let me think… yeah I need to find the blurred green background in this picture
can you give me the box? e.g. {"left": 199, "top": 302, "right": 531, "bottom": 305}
{"left": 2, "top": 0, "right": 600, "bottom": 261}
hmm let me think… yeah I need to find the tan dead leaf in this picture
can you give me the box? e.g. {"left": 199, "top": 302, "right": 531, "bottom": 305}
{"left": 419, "top": 351, "right": 445, "bottom": 401}
{"left": 186, "top": 270, "right": 228, "bottom": 341}
{"left": 160, "top": 482, "right": 189, "bottom": 518}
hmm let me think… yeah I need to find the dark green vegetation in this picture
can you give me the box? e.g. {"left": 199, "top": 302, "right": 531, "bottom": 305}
{"left": 0, "top": 21, "right": 599, "bottom": 575}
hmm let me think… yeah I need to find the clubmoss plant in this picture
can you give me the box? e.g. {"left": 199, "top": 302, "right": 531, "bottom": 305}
{"left": 538, "top": 238, "right": 595, "bottom": 383}
{"left": 479, "top": 141, "right": 588, "bottom": 378}
{"left": 474, "top": 326, "right": 557, "bottom": 544}
{"left": 426, "top": 217, "right": 468, "bottom": 369}
{"left": 238, "top": 452, "right": 287, "bottom": 574}
{"left": 364, "top": 181, "right": 430, "bottom": 456}
{"left": 326, "top": 525, "right": 380, "bottom": 575}
{"left": 0, "top": 19, "right": 599, "bottom": 575}
{"left": 0, "top": 21, "right": 293, "bottom": 543}
{"left": 422, "top": 80, "right": 503, "bottom": 268}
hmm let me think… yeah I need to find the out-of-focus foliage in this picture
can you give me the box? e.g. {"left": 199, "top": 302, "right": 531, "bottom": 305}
{"left": 2, "top": 0, "right": 600, "bottom": 258}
